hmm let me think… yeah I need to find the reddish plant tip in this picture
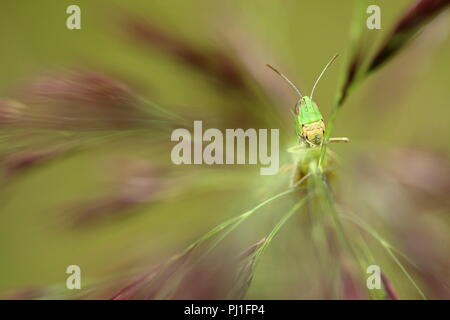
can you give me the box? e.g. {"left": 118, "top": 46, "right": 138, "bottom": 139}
{"left": 0, "top": 99, "right": 27, "bottom": 126}
{"left": 2, "top": 148, "right": 67, "bottom": 179}
{"left": 237, "top": 237, "right": 267, "bottom": 261}
{"left": 25, "top": 71, "right": 136, "bottom": 108}
{"left": 122, "top": 18, "right": 247, "bottom": 90}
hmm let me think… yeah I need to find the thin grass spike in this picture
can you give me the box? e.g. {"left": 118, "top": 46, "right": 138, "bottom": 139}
{"left": 241, "top": 195, "right": 311, "bottom": 298}
{"left": 342, "top": 214, "right": 426, "bottom": 299}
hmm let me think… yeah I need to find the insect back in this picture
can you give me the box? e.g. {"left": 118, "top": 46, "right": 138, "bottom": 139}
{"left": 296, "top": 96, "right": 325, "bottom": 146}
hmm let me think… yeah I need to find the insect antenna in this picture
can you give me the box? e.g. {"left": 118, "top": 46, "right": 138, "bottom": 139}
{"left": 310, "top": 53, "right": 339, "bottom": 100}
{"left": 266, "top": 64, "right": 303, "bottom": 98}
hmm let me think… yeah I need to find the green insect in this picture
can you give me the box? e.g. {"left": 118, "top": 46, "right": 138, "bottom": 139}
{"left": 267, "top": 54, "right": 349, "bottom": 148}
